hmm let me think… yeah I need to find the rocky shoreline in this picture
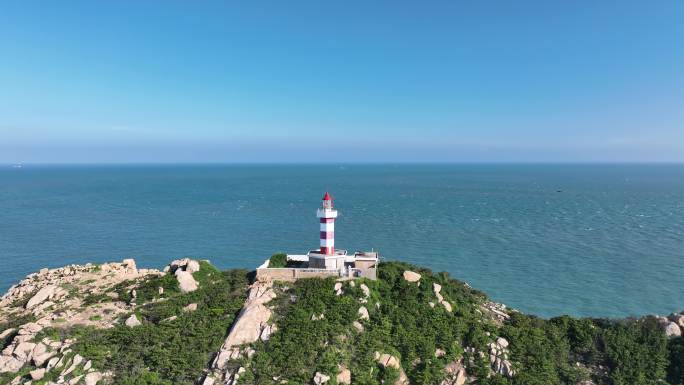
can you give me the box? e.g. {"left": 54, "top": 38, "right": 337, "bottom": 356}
{"left": 0, "top": 258, "right": 204, "bottom": 384}
{"left": 1, "top": 260, "right": 146, "bottom": 383}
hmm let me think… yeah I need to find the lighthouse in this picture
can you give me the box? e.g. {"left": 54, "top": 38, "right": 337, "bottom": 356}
{"left": 257, "top": 192, "right": 379, "bottom": 279}
{"left": 318, "top": 192, "right": 337, "bottom": 255}
{"left": 308, "top": 191, "right": 347, "bottom": 270}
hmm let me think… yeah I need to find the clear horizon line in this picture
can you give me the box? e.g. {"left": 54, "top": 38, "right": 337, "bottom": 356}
{"left": 3, "top": 161, "right": 684, "bottom": 166}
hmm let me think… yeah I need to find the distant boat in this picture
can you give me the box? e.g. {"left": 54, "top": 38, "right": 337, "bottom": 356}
{"left": 11, "top": 164, "right": 23, "bottom": 169}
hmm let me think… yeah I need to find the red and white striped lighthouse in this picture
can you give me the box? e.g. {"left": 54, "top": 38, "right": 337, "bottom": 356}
{"left": 317, "top": 192, "right": 338, "bottom": 255}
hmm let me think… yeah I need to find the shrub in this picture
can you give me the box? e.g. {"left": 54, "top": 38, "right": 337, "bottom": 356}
{"left": 269, "top": 253, "right": 288, "bottom": 268}
{"left": 668, "top": 337, "right": 684, "bottom": 385}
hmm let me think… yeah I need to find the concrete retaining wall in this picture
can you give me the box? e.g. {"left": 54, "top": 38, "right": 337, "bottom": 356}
{"left": 256, "top": 268, "right": 340, "bottom": 282}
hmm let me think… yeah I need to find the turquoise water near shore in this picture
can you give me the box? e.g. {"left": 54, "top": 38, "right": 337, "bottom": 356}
{"left": 1, "top": 164, "right": 683, "bottom": 318}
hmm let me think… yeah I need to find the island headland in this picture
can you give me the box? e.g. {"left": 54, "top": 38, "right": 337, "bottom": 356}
{"left": 1, "top": 256, "right": 684, "bottom": 385}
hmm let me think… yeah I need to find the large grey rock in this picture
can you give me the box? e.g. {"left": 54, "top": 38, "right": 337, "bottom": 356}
{"left": 441, "top": 300, "right": 453, "bottom": 312}
{"left": 496, "top": 337, "right": 509, "bottom": 348}
{"left": 376, "top": 353, "right": 409, "bottom": 385}
{"left": 433, "top": 283, "right": 453, "bottom": 312}
{"left": 212, "top": 281, "right": 276, "bottom": 370}
{"left": 403, "top": 271, "right": 421, "bottom": 282}
{"left": 227, "top": 283, "right": 275, "bottom": 344}
{"left": 441, "top": 360, "right": 467, "bottom": 385}
{"left": 13, "top": 341, "right": 36, "bottom": 360}
{"left": 61, "top": 353, "right": 83, "bottom": 376}
{"left": 0, "top": 329, "right": 15, "bottom": 340}
{"left": 313, "top": 372, "right": 331, "bottom": 385}
{"left": 122, "top": 258, "right": 137, "bottom": 272}
{"left": 671, "top": 314, "right": 684, "bottom": 328}
{"left": 358, "top": 306, "right": 370, "bottom": 320}
{"left": 167, "top": 258, "right": 195, "bottom": 273}
{"left": 433, "top": 283, "right": 443, "bottom": 300}
{"left": 30, "top": 367, "right": 45, "bottom": 380}
{"left": 377, "top": 353, "right": 400, "bottom": 369}
{"left": 337, "top": 365, "right": 351, "bottom": 385}
{"left": 84, "top": 371, "right": 102, "bottom": 385}
{"left": 664, "top": 322, "right": 682, "bottom": 338}
{"left": 360, "top": 283, "right": 370, "bottom": 298}
{"left": 0, "top": 355, "right": 24, "bottom": 373}
{"left": 125, "top": 314, "right": 142, "bottom": 327}
{"left": 260, "top": 324, "right": 274, "bottom": 341}
{"left": 489, "top": 340, "right": 515, "bottom": 378}
{"left": 31, "top": 343, "right": 54, "bottom": 367}
{"left": 498, "top": 359, "right": 514, "bottom": 377}
{"left": 19, "top": 322, "right": 43, "bottom": 335}
{"left": 46, "top": 356, "right": 60, "bottom": 371}
{"left": 26, "top": 285, "right": 57, "bottom": 309}
{"left": 186, "top": 260, "right": 201, "bottom": 273}
{"left": 175, "top": 270, "right": 199, "bottom": 293}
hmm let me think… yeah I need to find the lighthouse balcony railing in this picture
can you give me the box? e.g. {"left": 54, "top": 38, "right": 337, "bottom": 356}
{"left": 308, "top": 249, "right": 348, "bottom": 257}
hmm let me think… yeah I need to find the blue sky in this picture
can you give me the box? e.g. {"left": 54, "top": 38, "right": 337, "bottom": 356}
{"left": 1, "top": 1, "right": 683, "bottom": 163}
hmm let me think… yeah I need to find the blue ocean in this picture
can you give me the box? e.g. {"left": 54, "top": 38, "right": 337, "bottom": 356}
{"left": 1, "top": 164, "right": 683, "bottom": 319}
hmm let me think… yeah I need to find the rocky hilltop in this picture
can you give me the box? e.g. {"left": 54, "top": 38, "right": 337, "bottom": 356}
{"left": 1, "top": 259, "right": 683, "bottom": 385}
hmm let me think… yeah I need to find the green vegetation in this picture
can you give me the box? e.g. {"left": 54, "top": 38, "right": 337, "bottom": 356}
{"left": 32, "top": 327, "right": 62, "bottom": 342}
{"left": 248, "top": 278, "right": 360, "bottom": 384}
{"left": 115, "top": 274, "right": 180, "bottom": 304}
{"left": 495, "top": 314, "right": 669, "bottom": 385}
{"left": 235, "top": 261, "right": 684, "bottom": 385}
{"left": 268, "top": 252, "right": 307, "bottom": 268}
{"left": 83, "top": 292, "right": 113, "bottom": 306}
{"left": 3, "top": 260, "right": 684, "bottom": 385}
{"left": 241, "top": 261, "right": 493, "bottom": 385}
{"left": 268, "top": 253, "right": 288, "bottom": 268}
{"left": 66, "top": 267, "right": 250, "bottom": 385}
{"left": 668, "top": 338, "right": 684, "bottom": 384}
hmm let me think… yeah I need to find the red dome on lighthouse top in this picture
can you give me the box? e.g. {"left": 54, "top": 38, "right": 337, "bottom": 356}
{"left": 322, "top": 191, "right": 333, "bottom": 201}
